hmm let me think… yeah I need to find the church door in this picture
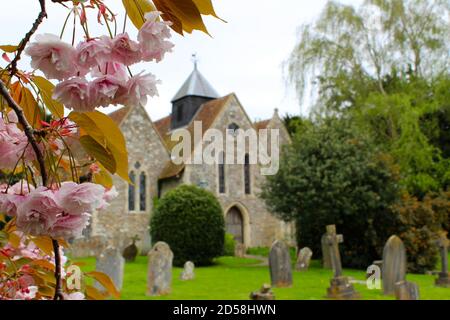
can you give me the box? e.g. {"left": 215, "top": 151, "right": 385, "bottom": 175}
{"left": 226, "top": 207, "right": 244, "bottom": 244}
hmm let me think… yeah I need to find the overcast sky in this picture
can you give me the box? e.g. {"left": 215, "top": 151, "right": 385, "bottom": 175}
{"left": 2, "top": 0, "right": 363, "bottom": 122}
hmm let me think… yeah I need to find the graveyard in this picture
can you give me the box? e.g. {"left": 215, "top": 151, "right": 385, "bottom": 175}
{"left": 74, "top": 249, "right": 450, "bottom": 300}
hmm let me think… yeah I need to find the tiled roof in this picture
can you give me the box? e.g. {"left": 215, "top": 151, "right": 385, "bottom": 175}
{"left": 254, "top": 119, "right": 271, "bottom": 130}
{"left": 108, "top": 106, "right": 132, "bottom": 125}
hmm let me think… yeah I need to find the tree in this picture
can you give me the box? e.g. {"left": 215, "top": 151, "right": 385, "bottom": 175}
{"left": 286, "top": 0, "right": 450, "bottom": 196}
{"left": 150, "top": 185, "right": 225, "bottom": 266}
{"left": 261, "top": 118, "right": 400, "bottom": 268}
{"left": 0, "top": 0, "right": 222, "bottom": 300}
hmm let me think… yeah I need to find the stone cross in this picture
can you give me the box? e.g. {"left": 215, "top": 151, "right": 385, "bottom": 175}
{"left": 326, "top": 225, "right": 344, "bottom": 278}
{"left": 269, "top": 240, "right": 293, "bottom": 287}
{"left": 95, "top": 246, "right": 125, "bottom": 292}
{"left": 147, "top": 241, "right": 173, "bottom": 296}
{"left": 321, "top": 234, "right": 332, "bottom": 269}
{"left": 435, "top": 232, "right": 450, "bottom": 287}
{"left": 382, "top": 235, "right": 407, "bottom": 295}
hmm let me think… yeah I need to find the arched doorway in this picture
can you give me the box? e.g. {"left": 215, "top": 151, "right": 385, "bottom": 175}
{"left": 226, "top": 206, "right": 244, "bottom": 244}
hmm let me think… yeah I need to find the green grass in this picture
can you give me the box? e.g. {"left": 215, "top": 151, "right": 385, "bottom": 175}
{"left": 74, "top": 255, "right": 450, "bottom": 300}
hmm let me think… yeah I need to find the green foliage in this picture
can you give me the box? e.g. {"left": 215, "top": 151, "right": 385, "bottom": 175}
{"left": 282, "top": 114, "right": 312, "bottom": 137}
{"left": 391, "top": 192, "right": 449, "bottom": 273}
{"left": 261, "top": 118, "right": 400, "bottom": 268}
{"left": 223, "top": 233, "right": 236, "bottom": 256}
{"left": 150, "top": 185, "right": 225, "bottom": 266}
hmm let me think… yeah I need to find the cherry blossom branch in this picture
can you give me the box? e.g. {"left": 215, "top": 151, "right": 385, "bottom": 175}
{"left": 9, "top": 0, "right": 47, "bottom": 76}
{"left": 3, "top": 0, "right": 65, "bottom": 300}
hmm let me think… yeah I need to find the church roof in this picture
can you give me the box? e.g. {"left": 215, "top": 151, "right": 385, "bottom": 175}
{"left": 171, "top": 67, "right": 219, "bottom": 102}
{"left": 109, "top": 106, "right": 132, "bottom": 125}
{"left": 254, "top": 119, "right": 271, "bottom": 130}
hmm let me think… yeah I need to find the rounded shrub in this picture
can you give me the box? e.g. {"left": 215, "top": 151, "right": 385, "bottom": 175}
{"left": 150, "top": 185, "right": 225, "bottom": 266}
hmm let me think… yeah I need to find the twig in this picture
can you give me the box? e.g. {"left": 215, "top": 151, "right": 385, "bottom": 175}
{"left": 9, "top": 0, "right": 47, "bottom": 76}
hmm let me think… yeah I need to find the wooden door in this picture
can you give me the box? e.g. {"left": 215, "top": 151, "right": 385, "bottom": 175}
{"left": 226, "top": 207, "right": 243, "bottom": 244}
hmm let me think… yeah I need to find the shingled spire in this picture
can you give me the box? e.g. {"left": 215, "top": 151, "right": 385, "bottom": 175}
{"left": 170, "top": 56, "right": 219, "bottom": 130}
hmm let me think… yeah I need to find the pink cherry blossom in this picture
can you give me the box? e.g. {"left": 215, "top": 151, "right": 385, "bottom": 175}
{"left": 90, "top": 75, "right": 126, "bottom": 107}
{"left": 138, "top": 12, "right": 174, "bottom": 62}
{"left": 76, "top": 37, "right": 112, "bottom": 71}
{"left": 110, "top": 33, "right": 142, "bottom": 66}
{"left": 55, "top": 182, "right": 105, "bottom": 215}
{"left": 53, "top": 77, "right": 92, "bottom": 112}
{"left": 91, "top": 61, "right": 129, "bottom": 82}
{"left": 50, "top": 212, "right": 90, "bottom": 239}
{"left": 115, "top": 72, "right": 159, "bottom": 107}
{"left": 25, "top": 34, "right": 79, "bottom": 80}
{"left": 0, "top": 180, "right": 34, "bottom": 217}
{"left": 16, "top": 187, "right": 61, "bottom": 236}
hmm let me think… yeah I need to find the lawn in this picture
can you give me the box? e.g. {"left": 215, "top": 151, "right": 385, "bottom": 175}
{"left": 74, "top": 255, "right": 450, "bottom": 300}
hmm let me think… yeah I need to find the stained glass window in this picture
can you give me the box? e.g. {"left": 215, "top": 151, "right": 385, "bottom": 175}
{"left": 128, "top": 171, "right": 136, "bottom": 211}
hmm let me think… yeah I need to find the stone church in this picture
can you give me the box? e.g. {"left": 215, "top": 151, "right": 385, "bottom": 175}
{"left": 80, "top": 65, "right": 295, "bottom": 255}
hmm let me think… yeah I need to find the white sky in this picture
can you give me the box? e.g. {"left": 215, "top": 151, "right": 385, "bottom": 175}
{"left": 2, "top": 0, "right": 363, "bottom": 122}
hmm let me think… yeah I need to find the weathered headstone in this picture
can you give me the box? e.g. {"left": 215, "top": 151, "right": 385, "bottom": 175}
{"left": 373, "top": 260, "right": 383, "bottom": 276}
{"left": 382, "top": 235, "right": 406, "bottom": 295}
{"left": 321, "top": 233, "right": 332, "bottom": 269}
{"left": 95, "top": 246, "right": 124, "bottom": 292}
{"left": 395, "top": 281, "right": 420, "bottom": 300}
{"left": 435, "top": 232, "right": 450, "bottom": 288}
{"left": 250, "top": 284, "right": 275, "bottom": 300}
{"left": 295, "top": 247, "right": 313, "bottom": 271}
{"left": 269, "top": 240, "right": 292, "bottom": 287}
{"left": 180, "top": 261, "right": 195, "bottom": 281}
{"left": 147, "top": 241, "right": 173, "bottom": 296}
{"left": 234, "top": 243, "right": 246, "bottom": 258}
{"left": 325, "top": 225, "right": 359, "bottom": 299}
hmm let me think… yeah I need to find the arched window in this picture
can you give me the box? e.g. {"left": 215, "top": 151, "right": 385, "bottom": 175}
{"left": 218, "top": 151, "right": 225, "bottom": 194}
{"left": 128, "top": 171, "right": 136, "bottom": 211}
{"left": 228, "top": 123, "right": 239, "bottom": 136}
{"left": 244, "top": 153, "right": 251, "bottom": 194}
{"left": 139, "top": 172, "right": 146, "bottom": 211}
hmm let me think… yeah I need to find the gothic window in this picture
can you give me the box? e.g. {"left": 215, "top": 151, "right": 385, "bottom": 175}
{"left": 244, "top": 153, "right": 251, "bottom": 194}
{"left": 128, "top": 171, "right": 136, "bottom": 211}
{"left": 218, "top": 151, "right": 225, "bottom": 194}
{"left": 139, "top": 172, "right": 146, "bottom": 211}
{"left": 228, "top": 123, "right": 239, "bottom": 136}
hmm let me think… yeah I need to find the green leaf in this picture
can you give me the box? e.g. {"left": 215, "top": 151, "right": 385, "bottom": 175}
{"left": 33, "top": 76, "right": 64, "bottom": 118}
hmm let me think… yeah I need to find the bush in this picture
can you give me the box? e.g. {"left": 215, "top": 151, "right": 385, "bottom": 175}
{"left": 223, "top": 233, "right": 236, "bottom": 256}
{"left": 150, "top": 185, "right": 225, "bottom": 266}
{"left": 261, "top": 118, "right": 400, "bottom": 269}
{"left": 392, "top": 192, "right": 449, "bottom": 273}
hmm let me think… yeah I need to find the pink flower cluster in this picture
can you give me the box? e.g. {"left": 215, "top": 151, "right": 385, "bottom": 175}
{"left": 0, "top": 111, "right": 35, "bottom": 170}
{"left": 26, "top": 12, "right": 173, "bottom": 112}
{"left": 0, "top": 181, "right": 117, "bottom": 239}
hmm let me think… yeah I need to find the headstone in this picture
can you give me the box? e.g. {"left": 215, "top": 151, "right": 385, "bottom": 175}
{"left": 180, "top": 261, "right": 195, "bottom": 281}
{"left": 321, "top": 233, "right": 332, "bottom": 269}
{"left": 382, "top": 235, "right": 406, "bottom": 295}
{"left": 269, "top": 240, "right": 292, "bottom": 287}
{"left": 95, "top": 246, "right": 124, "bottom": 292}
{"left": 435, "top": 232, "right": 450, "bottom": 288}
{"left": 140, "top": 227, "right": 152, "bottom": 256}
{"left": 147, "top": 241, "right": 173, "bottom": 296}
{"left": 395, "top": 281, "right": 420, "bottom": 300}
{"left": 325, "top": 225, "right": 359, "bottom": 299}
{"left": 250, "top": 284, "right": 275, "bottom": 300}
{"left": 373, "top": 260, "right": 383, "bottom": 276}
{"left": 122, "top": 235, "right": 140, "bottom": 262}
{"left": 234, "top": 243, "right": 246, "bottom": 258}
{"left": 295, "top": 247, "right": 313, "bottom": 271}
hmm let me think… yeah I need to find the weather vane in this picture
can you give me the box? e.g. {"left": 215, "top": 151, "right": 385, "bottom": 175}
{"left": 192, "top": 53, "right": 199, "bottom": 69}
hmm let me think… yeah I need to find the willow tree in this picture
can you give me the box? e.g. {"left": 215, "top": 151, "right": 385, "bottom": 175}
{"left": 287, "top": 0, "right": 450, "bottom": 195}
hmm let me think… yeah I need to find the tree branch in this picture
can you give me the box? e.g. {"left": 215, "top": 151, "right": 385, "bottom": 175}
{"left": 9, "top": 0, "right": 47, "bottom": 76}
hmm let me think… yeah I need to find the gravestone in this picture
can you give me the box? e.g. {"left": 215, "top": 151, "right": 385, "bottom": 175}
{"left": 147, "top": 241, "right": 173, "bottom": 296}
{"left": 234, "top": 243, "right": 246, "bottom": 258}
{"left": 295, "top": 247, "right": 313, "bottom": 271}
{"left": 95, "top": 246, "right": 124, "bottom": 292}
{"left": 321, "top": 234, "right": 332, "bottom": 269}
{"left": 180, "top": 261, "right": 195, "bottom": 281}
{"left": 122, "top": 235, "right": 140, "bottom": 262}
{"left": 269, "top": 240, "right": 292, "bottom": 287}
{"left": 435, "top": 232, "right": 450, "bottom": 288}
{"left": 395, "top": 281, "right": 420, "bottom": 300}
{"left": 324, "top": 225, "right": 359, "bottom": 299}
{"left": 382, "top": 235, "right": 406, "bottom": 295}
{"left": 250, "top": 284, "right": 275, "bottom": 300}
